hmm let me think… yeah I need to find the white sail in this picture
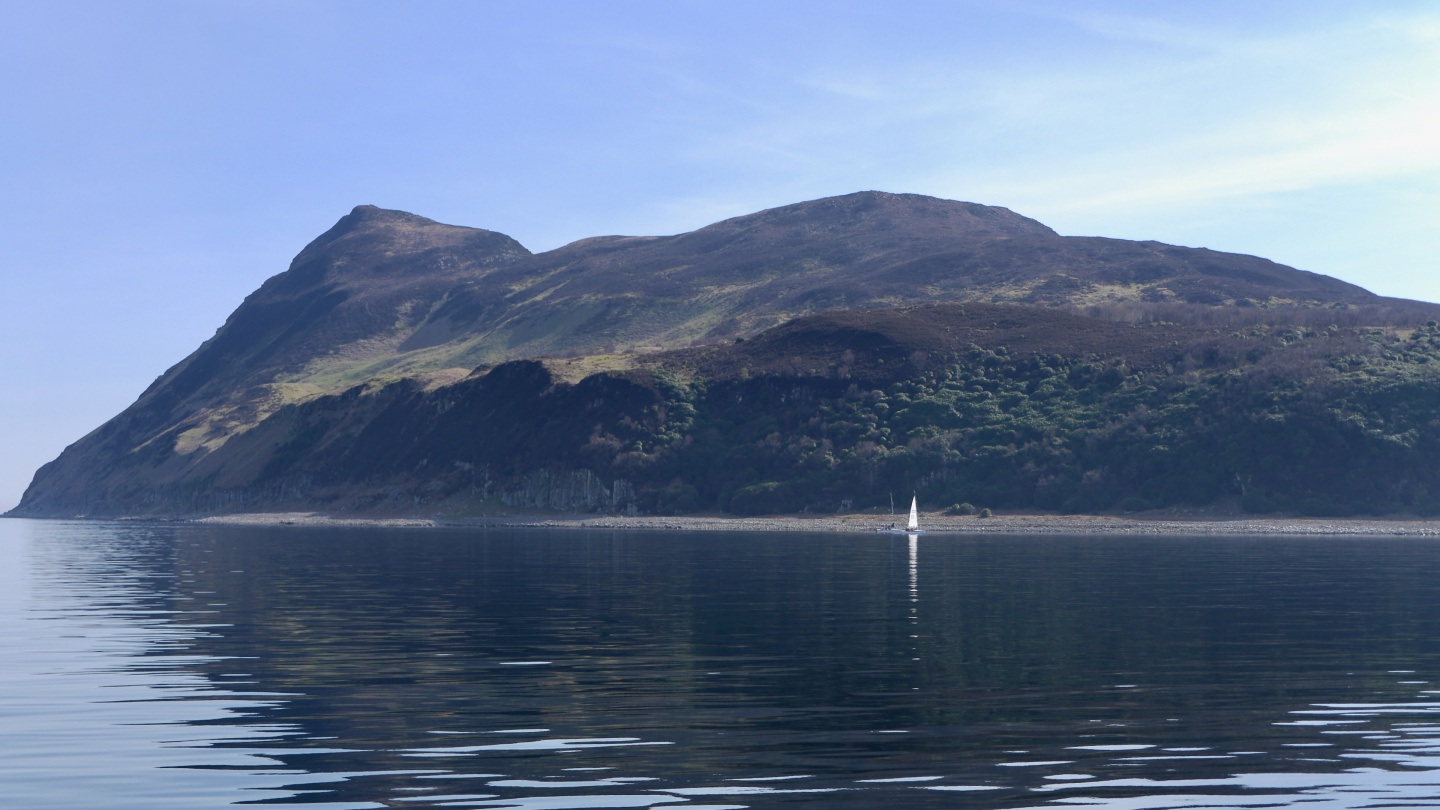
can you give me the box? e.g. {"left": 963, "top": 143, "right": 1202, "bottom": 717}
{"left": 907, "top": 496, "right": 919, "bottom": 531}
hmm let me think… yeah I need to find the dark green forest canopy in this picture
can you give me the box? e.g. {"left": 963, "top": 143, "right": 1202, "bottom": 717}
{"left": 628, "top": 309, "right": 1440, "bottom": 517}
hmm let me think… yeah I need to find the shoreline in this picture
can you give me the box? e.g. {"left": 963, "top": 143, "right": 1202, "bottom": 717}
{"left": 177, "top": 511, "right": 1440, "bottom": 536}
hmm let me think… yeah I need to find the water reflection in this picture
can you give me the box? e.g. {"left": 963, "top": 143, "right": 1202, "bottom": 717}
{"left": 908, "top": 534, "right": 918, "bottom": 604}
{"left": 1016, "top": 698, "right": 1440, "bottom": 809}
{"left": 7, "top": 520, "right": 1440, "bottom": 808}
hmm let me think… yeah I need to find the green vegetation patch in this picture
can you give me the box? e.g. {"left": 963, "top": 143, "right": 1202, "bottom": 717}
{"left": 573, "top": 316, "right": 1440, "bottom": 516}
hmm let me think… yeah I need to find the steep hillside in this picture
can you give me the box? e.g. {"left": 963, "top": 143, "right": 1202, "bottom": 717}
{"left": 12, "top": 191, "right": 1438, "bottom": 518}
{"left": 18, "top": 303, "right": 1440, "bottom": 519}
{"left": 13, "top": 207, "right": 529, "bottom": 516}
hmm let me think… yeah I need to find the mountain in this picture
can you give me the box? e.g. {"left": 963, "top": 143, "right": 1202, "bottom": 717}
{"left": 386, "top": 190, "right": 1382, "bottom": 367}
{"left": 11, "top": 191, "right": 1439, "bottom": 518}
{"left": 19, "top": 302, "right": 1440, "bottom": 519}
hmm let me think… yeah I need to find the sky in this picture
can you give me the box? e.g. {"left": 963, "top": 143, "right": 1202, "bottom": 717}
{"left": 1, "top": 0, "right": 1437, "bottom": 511}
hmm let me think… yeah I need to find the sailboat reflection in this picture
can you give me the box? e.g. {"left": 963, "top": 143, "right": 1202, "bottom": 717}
{"left": 908, "top": 535, "right": 921, "bottom": 665}
{"left": 908, "top": 535, "right": 918, "bottom": 605}
{"left": 909, "top": 535, "right": 919, "bottom": 646}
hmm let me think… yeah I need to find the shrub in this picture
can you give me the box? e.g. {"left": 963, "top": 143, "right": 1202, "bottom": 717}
{"left": 1118, "top": 496, "right": 1151, "bottom": 513}
{"left": 1241, "top": 491, "right": 1277, "bottom": 514}
{"left": 948, "top": 502, "right": 978, "bottom": 516}
{"left": 652, "top": 483, "right": 700, "bottom": 515}
{"left": 978, "top": 507, "right": 992, "bottom": 518}
{"left": 728, "top": 482, "right": 792, "bottom": 516}
{"left": 1297, "top": 498, "right": 1354, "bottom": 518}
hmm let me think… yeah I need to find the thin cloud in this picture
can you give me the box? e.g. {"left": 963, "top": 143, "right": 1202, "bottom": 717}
{"left": 917, "top": 9, "right": 1440, "bottom": 215}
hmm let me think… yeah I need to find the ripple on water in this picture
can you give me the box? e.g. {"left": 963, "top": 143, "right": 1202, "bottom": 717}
{"left": 12, "top": 523, "right": 1440, "bottom": 808}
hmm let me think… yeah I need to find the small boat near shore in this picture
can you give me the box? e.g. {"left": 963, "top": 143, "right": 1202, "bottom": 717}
{"left": 877, "top": 495, "right": 925, "bottom": 535}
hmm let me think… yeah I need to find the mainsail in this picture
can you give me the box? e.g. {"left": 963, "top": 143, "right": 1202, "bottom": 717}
{"left": 907, "top": 496, "right": 919, "bottom": 532}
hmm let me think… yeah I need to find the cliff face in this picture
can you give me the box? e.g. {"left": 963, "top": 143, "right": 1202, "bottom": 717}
{"left": 11, "top": 191, "right": 1434, "bottom": 518}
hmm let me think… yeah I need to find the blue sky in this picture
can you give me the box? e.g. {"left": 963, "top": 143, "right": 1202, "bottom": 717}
{"left": 2, "top": 0, "right": 1437, "bottom": 510}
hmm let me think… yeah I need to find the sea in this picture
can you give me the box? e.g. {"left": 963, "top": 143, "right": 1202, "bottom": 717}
{"left": 5, "top": 518, "right": 1440, "bottom": 809}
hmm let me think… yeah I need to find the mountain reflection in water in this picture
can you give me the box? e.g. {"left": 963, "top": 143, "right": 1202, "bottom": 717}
{"left": 5, "top": 520, "right": 1440, "bottom": 809}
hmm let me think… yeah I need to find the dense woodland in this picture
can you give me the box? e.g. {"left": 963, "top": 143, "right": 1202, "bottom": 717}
{"left": 610, "top": 321, "right": 1440, "bottom": 517}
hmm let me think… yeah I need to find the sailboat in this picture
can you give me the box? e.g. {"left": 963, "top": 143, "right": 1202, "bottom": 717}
{"left": 877, "top": 495, "right": 925, "bottom": 535}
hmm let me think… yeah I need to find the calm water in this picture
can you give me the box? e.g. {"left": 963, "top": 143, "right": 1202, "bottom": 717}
{"left": 6, "top": 521, "right": 1440, "bottom": 809}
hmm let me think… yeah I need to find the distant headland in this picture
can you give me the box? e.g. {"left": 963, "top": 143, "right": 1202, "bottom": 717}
{"left": 11, "top": 192, "right": 1440, "bottom": 522}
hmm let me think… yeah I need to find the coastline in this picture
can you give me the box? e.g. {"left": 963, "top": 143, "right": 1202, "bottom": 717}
{"left": 184, "top": 511, "right": 1440, "bottom": 536}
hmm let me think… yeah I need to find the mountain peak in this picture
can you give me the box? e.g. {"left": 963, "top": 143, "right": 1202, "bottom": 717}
{"left": 287, "top": 206, "right": 530, "bottom": 278}
{"left": 341, "top": 204, "right": 438, "bottom": 229}
{"left": 695, "top": 191, "right": 1059, "bottom": 241}
{"left": 314, "top": 205, "right": 451, "bottom": 244}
